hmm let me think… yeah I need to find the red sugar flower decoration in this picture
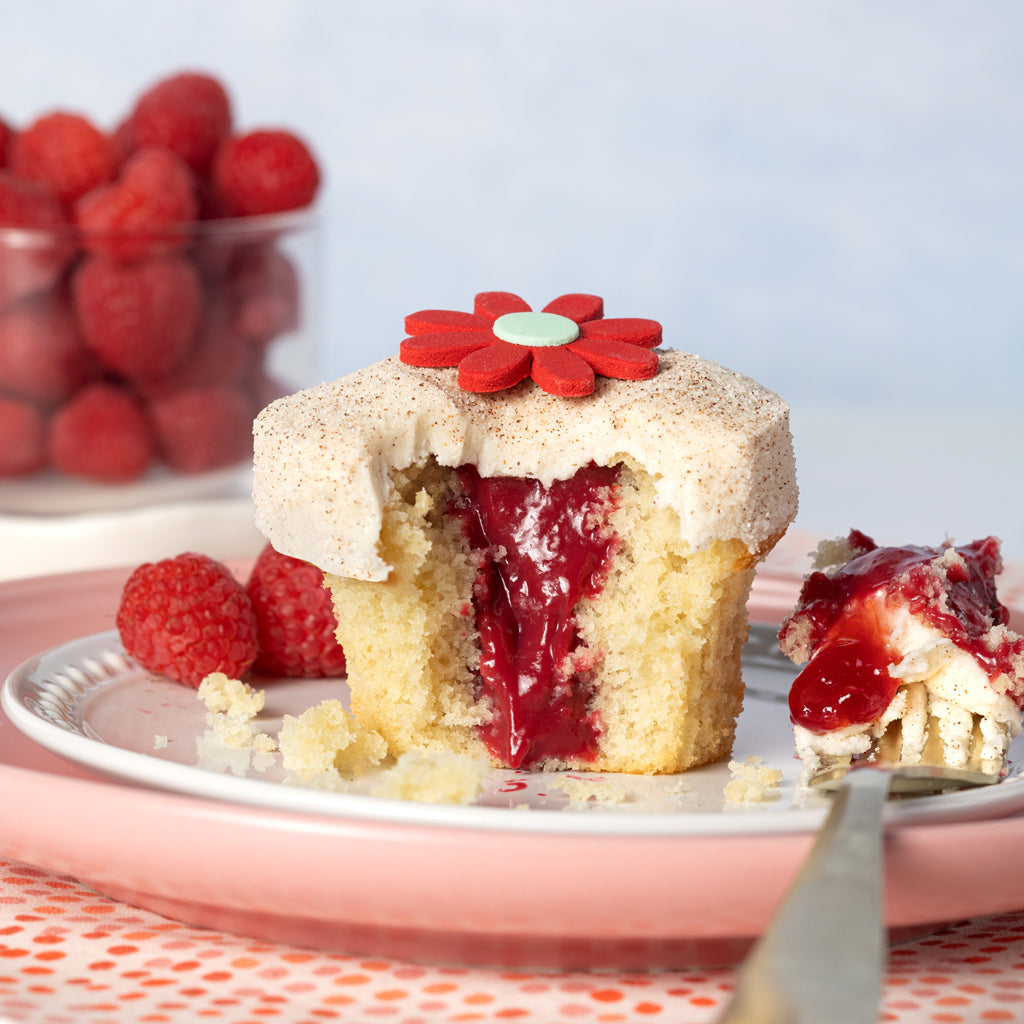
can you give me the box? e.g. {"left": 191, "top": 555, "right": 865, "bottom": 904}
{"left": 399, "top": 291, "right": 662, "bottom": 397}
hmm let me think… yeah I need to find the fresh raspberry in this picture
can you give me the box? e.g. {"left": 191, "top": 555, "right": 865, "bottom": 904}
{"left": 241, "top": 364, "right": 289, "bottom": 415}
{"left": 148, "top": 383, "right": 253, "bottom": 474}
{"left": 228, "top": 243, "right": 300, "bottom": 346}
{"left": 10, "top": 111, "right": 116, "bottom": 207}
{"left": 0, "top": 171, "right": 66, "bottom": 228}
{"left": 71, "top": 254, "right": 201, "bottom": 380}
{"left": 0, "top": 172, "right": 72, "bottom": 308}
{"left": 212, "top": 129, "right": 320, "bottom": 216}
{"left": 0, "top": 290, "right": 98, "bottom": 403}
{"left": 246, "top": 543, "right": 347, "bottom": 678}
{"left": 117, "top": 552, "right": 259, "bottom": 688}
{"left": 135, "top": 299, "right": 249, "bottom": 397}
{"left": 0, "top": 117, "right": 10, "bottom": 168}
{"left": 0, "top": 397, "right": 47, "bottom": 477}
{"left": 49, "top": 382, "right": 154, "bottom": 482}
{"left": 75, "top": 146, "right": 199, "bottom": 262}
{"left": 129, "top": 72, "right": 233, "bottom": 173}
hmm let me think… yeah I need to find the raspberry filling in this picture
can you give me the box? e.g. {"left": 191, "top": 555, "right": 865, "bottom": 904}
{"left": 447, "top": 462, "right": 621, "bottom": 768}
{"left": 785, "top": 532, "right": 1014, "bottom": 733}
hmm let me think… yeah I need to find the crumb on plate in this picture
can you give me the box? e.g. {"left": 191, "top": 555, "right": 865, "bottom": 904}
{"left": 724, "top": 755, "right": 783, "bottom": 803}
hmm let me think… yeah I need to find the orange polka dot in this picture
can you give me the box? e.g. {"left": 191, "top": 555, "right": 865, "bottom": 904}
{"left": 375, "top": 989, "right": 410, "bottom": 1001}
{"left": 494, "top": 1011, "right": 530, "bottom": 1019}
{"left": 322, "top": 994, "right": 355, "bottom": 1006}
{"left": 981, "top": 1012, "right": 1019, "bottom": 1021}
{"left": 463, "top": 992, "right": 495, "bottom": 1005}
{"left": 592, "top": 988, "right": 625, "bottom": 1002}
{"left": 230, "top": 957, "right": 260, "bottom": 969}
{"left": 635, "top": 1002, "right": 664, "bottom": 1015}
{"left": 424, "top": 982, "right": 459, "bottom": 994}
{"left": 333, "top": 973, "right": 371, "bottom": 986}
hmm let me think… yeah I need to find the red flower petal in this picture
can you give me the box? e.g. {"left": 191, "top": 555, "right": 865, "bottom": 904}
{"left": 530, "top": 346, "right": 595, "bottom": 397}
{"left": 474, "top": 291, "right": 531, "bottom": 320}
{"left": 569, "top": 338, "right": 659, "bottom": 381}
{"left": 405, "top": 309, "right": 493, "bottom": 336}
{"left": 577, "top": 317, "right": 662, "bottom": 349}
{"left": 458, "top": 341, "right": 532, "bottom": 392}
{"left": 542, "top": 293, "right": 604, "bottom": 324}
{"left": 400, "top": 329, "right": 493, "bottom": 367}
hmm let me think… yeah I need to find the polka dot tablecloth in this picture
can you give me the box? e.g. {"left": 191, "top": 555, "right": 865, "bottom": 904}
{"left": 2, "top": 859, "right": 1024, "bottom": 1024}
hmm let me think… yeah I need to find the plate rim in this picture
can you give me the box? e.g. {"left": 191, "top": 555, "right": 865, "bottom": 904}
{"left": 6, "top": 620, "right": 1024, "bottom": 838}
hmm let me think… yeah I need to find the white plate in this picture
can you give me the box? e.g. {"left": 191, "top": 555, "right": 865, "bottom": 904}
{"left": 6, "top": 624, "right": 1024, "bottom": 836}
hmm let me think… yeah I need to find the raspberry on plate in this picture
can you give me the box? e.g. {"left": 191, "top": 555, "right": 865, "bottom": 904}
{"left": 147, "top": 382, "right": 253, "bottom": 474}
{"left": 129, "top": 71, "right": 233, "bottom": 173}
{"left": 117, "top": 552, "right": 259, "bottom": 688}
{"left": 0, "top": 290, "right": 98, "bottom": 404}
{"left": 49, "top": 381, "right": 154, "bottom": 482}
{"left": 72, "top": 253, "right": 201, "bottom": 380}
{"left": 212, "top": 129, "right": 320, "bottom": 216}
{"left": 0, "top": 396, "right": 47, "bottom": 477}
{"left": 246, "top": 542, "right": 347, "bottom": 678}
{"left": 10, "top": 111, "right": 116, "bottom": 207}
{"left": 75, "top": 146, "right": 199, "bottom": 262}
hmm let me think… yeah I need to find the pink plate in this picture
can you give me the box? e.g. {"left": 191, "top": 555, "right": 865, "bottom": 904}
{"left": 3, "top": 565, "right": 1024, "bottom": 970}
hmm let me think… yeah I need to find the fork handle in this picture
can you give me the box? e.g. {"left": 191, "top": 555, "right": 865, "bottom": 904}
{"left": 717, "top": 769, "right": 892, "bottom": 1024}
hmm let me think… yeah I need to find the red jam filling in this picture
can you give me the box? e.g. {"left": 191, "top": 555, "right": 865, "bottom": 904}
{"left": 447, "top": 462, "right": 621, "bottom": 768}
{"left": 784, "top": 531, "right": 1015, "bottom": 733}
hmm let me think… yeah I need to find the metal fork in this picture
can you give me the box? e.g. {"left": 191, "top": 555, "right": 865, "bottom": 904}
{"left": 716, "top": 761, "right": 999, "bottom": 1024}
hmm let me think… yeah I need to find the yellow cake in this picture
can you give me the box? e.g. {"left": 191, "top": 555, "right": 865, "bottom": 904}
{"left": 252, "top": 293, "right": 798, "bottom": 773}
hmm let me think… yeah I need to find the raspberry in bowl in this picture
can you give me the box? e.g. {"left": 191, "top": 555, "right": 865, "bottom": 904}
{"left": 0, "top": 71, "right": 322, "bottom": 517}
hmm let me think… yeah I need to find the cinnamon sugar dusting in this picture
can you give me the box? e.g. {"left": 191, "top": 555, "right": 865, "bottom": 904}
{"left": 253, "top": 350, "right": 798, "bottom": 581}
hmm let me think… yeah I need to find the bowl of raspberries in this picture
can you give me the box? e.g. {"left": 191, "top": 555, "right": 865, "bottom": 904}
{"left": 0, "top": 70, "right": 322, "bottom": 506}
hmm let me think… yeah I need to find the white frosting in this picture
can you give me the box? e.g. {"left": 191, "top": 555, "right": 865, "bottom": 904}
{"left": 252, "top": 350, "right": 798, "bottom": 581}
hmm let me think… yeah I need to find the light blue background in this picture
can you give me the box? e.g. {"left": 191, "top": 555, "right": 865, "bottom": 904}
{"left": 4, "top": 1, "right": 1022, "bottom": 557}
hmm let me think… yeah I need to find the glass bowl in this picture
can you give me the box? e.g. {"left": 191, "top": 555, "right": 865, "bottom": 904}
{"left": 0, "top": 209, "right": 320, "bottom": 515}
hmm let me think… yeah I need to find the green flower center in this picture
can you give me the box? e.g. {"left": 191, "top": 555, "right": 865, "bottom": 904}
{"left": 492, "top": 311, "right": 580, "bottom": 348}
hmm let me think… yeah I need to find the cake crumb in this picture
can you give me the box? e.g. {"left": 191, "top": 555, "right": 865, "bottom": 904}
{"left": 197, "top": 673, "right": 275, "bottom": 751}
{"left": 278, "top": 699, "right": 387, "bottom": 781}
{"left": 371, "top": 750, "right": 489, "bottom": 805}
{"left": 551, "top": 775, "right": 629, "bottom": 806}
{"left": 724, "top": 755, "right": 783, "bottom": 803}
{"left": 198, "top": 672, "right": 264, "bottom": 718}
{"left": 153, "top": 734, "right": 168, "bottom": 750}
